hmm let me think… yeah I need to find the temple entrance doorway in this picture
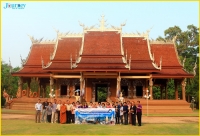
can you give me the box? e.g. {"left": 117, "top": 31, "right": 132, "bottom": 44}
{"left": 95, "top": 84, "right": 108, "bottom": 102}
{"left": 60, "top": 85, "right": 67, "bottom": 95}
{"left": 136, "top": 86, "right": 143, "bottom": 97}
{"left": 121, "top": 86, "right": 128, "bottom": 97}
{"left": 75, "top": 85, "right": 80, "bottom": 96}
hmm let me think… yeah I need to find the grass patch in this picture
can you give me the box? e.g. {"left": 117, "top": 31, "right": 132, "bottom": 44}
{"left": 1, "top": 119, "right": 199, "bottom": 135}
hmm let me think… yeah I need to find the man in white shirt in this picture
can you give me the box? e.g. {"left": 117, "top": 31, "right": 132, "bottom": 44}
{"left": 35, "top": 99, "right": 42, "bottom": 123}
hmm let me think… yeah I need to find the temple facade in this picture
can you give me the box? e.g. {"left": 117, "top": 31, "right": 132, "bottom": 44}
{"left": 12, "top": 15, "right": 194, "bottom": 103}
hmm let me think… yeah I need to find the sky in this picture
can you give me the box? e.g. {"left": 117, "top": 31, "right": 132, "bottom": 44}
{"left": 1, "top": 2, "right": 199, "bottom": 68}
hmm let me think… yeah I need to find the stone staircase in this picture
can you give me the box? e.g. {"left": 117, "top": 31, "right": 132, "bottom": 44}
{"left": 10, "top": 97, "right": 192, "bottom": 114}
{"left": 11, "top": 97, "right": 76, "bottom": 110}
{"left": 128, "top": 99, "right": 192, "bottom": 114}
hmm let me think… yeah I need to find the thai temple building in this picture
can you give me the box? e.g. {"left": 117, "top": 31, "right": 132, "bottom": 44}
{"left": 11, "top": 15, "right": 194, "bottom": 113}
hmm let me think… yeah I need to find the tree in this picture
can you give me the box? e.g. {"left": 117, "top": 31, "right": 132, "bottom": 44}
{"left": 1, "top": 61, "right": 20, "bottom": 97}
{"left": 45, "top": 85, "right": 50, "bottom": 98}
{"left": 152, "top": 86, "right": 161, "bottom": 99}
{"left": 30, "top": 77, "right": 39, "bottom": 92}
{"left": 167, "top": 79, "right": 175, "bottom": 100}
{"left": 164, "top": 25, "right": 182, "bottom": 41}
{"left": 1, "top": 95, "right": 6, "bottom": 107}
{"left": 97, "top": 87, "right": 107, "bottom": 102}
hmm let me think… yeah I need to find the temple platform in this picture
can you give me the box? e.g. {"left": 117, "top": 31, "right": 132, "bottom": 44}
{"left": 9, "top": 97, "right": 192, "bottom": 114}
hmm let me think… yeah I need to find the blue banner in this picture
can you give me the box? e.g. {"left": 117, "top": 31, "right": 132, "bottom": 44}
{"left": 75, "top": 108, "right": 115, "bottom": 125}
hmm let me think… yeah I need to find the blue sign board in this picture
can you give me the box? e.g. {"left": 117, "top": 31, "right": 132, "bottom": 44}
{"left": 75, "top": 108, "right": 115, "bottom": 125}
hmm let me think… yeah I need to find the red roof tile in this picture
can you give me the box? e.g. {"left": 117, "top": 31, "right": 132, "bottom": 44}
{"left": 151, "top": 44, "right": 182, "bottom": 67}
{"left": 82, "top": 31, "right": 121, "bottom": 55}
{"left": 53, "top": 38, "right": 82, "bottom": 61}
{"left": 76, "top": 65, "right": 125, "bottom": 69}
{"left": 122, "top": 37, "right": 151, "bottom": 61}
{"left": 13, "top": 67, "right": 47, "bottom": 74}
{"left": 44, "top": 62, "right": 71, "bottom": 70}
{"left": 131, "top": 62, "right": 158, "bottom": 70}
{"left": 25, "top": 43, "right": 54, "bottom": 66}
{"left": 152, "top": 69, "right": 193, "bottom": 78}
{"left": 80, "top": 57, "right": 124, "bottom": 64}
{"left": 12, "top": 43, "right": 54, "bottom": 75}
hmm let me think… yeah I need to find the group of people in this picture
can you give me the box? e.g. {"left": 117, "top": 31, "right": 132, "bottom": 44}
{"left": 35, "top": 99, "right": 142, "bottom": 126}
{"left": 114, "top": 101, "right": 142, "bottom": 126}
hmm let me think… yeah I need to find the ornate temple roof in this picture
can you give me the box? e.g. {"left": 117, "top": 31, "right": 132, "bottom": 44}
{"left": 123, "top": 37, "right": 159, "bottom": 71}
{"left": 150, "top": 42, "right": 193, "bottom": 78}
{"left": 12, "top": 42, "right": 54, "bottom": 76}
{"left": 12, "top": 15, "right": 193, "bottom": 78}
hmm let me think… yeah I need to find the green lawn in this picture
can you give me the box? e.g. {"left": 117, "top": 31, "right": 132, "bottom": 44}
{"left": 1, "top": 119, "right": 198, "bottom": 135}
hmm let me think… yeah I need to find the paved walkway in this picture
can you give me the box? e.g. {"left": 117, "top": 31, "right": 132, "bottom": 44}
{"left": 1, "top": 114, "right": 198, "bottom": 123}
